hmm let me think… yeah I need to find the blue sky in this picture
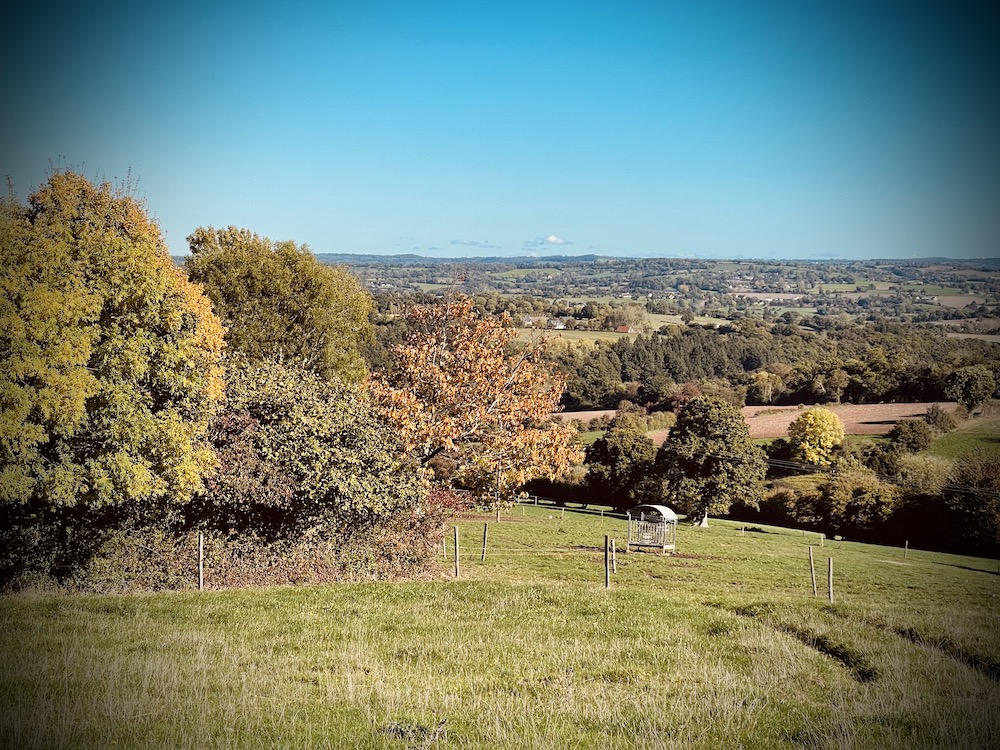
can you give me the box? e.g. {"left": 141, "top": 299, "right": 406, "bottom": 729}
{"left": 3, "top": 0, "right": 997, "bottom": 259}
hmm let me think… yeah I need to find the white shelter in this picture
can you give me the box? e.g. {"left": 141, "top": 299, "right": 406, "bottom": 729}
{"left": 626, "top": 504, "right": 678, "bottom": 554}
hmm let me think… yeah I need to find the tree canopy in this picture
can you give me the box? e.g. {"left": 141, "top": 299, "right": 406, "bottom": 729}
{"left": 196, "top": 359, "right": 424, "bottom": 535}
{"left": 818, "top": 467, "right": 898, "bottom": 537}
{"left": 788, "top": 407, "right": 845, "bottom": 466}
{"left": 886, "top": 419, "right": 935, "bottom": 453}
{"left": 945, "top": 365, "right": 997, "bottom": 413}
{"left": 942, "top": 450, "right": 1000, "bottom": 554}
{"left": 185, "top": 226, "right": 373, "bottom": 382}
{"left": 655, "top": 396, "right": 766, "bottom": 524}
{"left": 584, "top": 418, "right": 660, "bottom": 511}
{"left": 1, "top": 172, "right": 225, "bottom": 512}
{"left": 369, "top": 299, "right": 581, "bottom": 508}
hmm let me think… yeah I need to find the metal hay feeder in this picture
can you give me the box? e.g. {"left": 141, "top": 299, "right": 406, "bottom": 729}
{"left": 626, "top": 504, "right": 678, "bottom": 554}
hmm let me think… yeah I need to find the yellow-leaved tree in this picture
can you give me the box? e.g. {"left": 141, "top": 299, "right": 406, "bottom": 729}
{"left": 1, "top": 171, "right": 225, "bottom": 583}
{"left": 369, "top": 299, "right": 582, "bottom": 510}
{"left": 788, "top": 407, "right": 845, "bottom": 466}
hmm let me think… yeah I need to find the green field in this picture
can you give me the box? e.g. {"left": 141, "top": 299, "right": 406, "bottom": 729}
{"left": 514, "top": 327, "right": 636, "bottom": 343}
{"left": 555, "top": 295, "right": 622, "bottom": 304}
{"left": 931, "top": 418, "right": 1000, "bottom": 459}
{"left": 491, "top": 268, "right": 561, "bottom": 279}
{"left": 577, "top": 429, "right": 605, "bottom": 445}
{"left": 2, "top": 507, "right": 998, "bottom": 749}
{"left": 812, "top": 282, "right": 895, "bottom": 293}
{"left": 764, "top": 305, "right": 820, "bottom": 316}
{"left": 647, "top": 313, "right": 729, "bottom": 328}
{"left": 900, "top": 284, "right": 965, "bottom": 296}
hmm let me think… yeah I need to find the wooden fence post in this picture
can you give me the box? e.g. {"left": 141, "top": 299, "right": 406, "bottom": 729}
{"left": 453, "top": 526, "right": 460, "bottom": 579}
{"left": 198, "top": 532, "right": 204, "bottom": 591}
{"left": 604, "top": 535, "right": 611, "bottom": 589}
{"left": 481, "top": 523, "right": 489, "bottom": 562}
{"left": 827, "top": 557, "right": 834, "bottom": 603}
{"left": 808, "top": 546, "right": 817, "bottom": 596}
{"left": 611, "top": 539, "right": 617, "bottom": 574}
{"left": 904, "top": 540, "right": 908, "bottom": 560}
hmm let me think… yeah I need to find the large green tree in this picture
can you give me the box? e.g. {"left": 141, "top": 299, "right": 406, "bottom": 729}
{"left": 818, "top": 467, "right": 898, "bottom": 537}
{"left": 945, "top": 365, "right": 996, "bottom": 413}
{"left": 584, "top": 418, "right": 660, "bottom": 511}
{"left": 185, "top": 226, "right": 373, "bottom": 382}
{"left": 942, "top": 450, "right": 1000, "bottom": 554}
{"left": 654, "top": 396, "right": 766, "bottom": 525}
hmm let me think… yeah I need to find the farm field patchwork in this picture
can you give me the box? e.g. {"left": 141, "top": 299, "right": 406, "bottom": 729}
{"left": 2, "top": 508, "right": 998, "bottom": 749}
{"left": 945, "top": 332, "right": 1000, "bottom": 344}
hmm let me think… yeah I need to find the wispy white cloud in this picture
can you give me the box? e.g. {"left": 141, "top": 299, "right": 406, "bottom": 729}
{"left": 450, "top": 239, "right": 502, "bottom": 249}
{"left": 522, "top": 234, "right": 574, "bottom": 249}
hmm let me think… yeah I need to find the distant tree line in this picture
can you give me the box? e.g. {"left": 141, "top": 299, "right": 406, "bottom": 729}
{"left": 547, "top": 319, "right": 1000, "bottom": 410}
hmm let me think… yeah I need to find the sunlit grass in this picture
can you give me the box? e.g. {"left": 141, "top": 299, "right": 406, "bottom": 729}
{"left": 2, "top": 506, "right": 998, "bottom": 749}
{"left": 647, "top": 313, "right": 729, "bottom": 327}
{"left": 930, "top": 418, "right": 1000, "bottom": 459}
{"left": 514, "top": 327, "right": 636, "bottom": 342}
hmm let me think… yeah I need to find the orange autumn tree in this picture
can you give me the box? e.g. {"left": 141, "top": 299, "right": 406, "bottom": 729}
{"left": 369, "top": 299, "right": 581, "bottom": 510}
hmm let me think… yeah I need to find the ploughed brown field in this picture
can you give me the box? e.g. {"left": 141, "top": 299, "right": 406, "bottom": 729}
{"left": 556, "top": 402, "right": 958, "bottom": 441}
{"left": 734, "top": 402, "right": 957, "bottom": 439}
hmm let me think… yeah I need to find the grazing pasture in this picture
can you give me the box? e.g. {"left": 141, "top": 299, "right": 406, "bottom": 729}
{"left": 515, "top": 327, "right": 637, "bottom": 343}
{"left": 2, "top": 507, "right": 998, "bottom": 749}
{"left": 930, "top": 417, "right": 1000, "bottom": 458}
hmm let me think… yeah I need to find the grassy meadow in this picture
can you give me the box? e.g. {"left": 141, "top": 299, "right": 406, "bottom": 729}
{"left": 930, "top": 417, "right": 1000, "bottom": 459}
{"left": 2, "top": 506, "right": 998, "bottom": 749}
{"left": 515, "top": 327, "right": 637, "bottom": 343}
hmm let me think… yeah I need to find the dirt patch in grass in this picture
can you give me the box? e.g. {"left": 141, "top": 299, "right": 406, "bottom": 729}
{"left": 672, "top": 552, "right": 726, "bottom": 561}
